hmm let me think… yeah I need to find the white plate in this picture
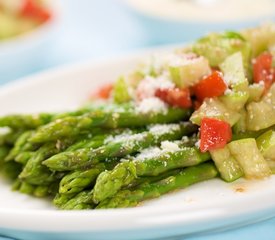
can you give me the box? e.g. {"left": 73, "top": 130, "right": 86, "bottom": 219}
{"left": 0, "top": 49, "right": 275, "bottom": 240}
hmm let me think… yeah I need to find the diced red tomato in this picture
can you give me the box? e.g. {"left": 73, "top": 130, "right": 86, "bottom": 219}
{"left": 253, "top": 52, "right": 274, "bottom": 91}
{"left": 193, "top": 71, "right": 227, "bottom": 101}
{"left": 155, "top": 87, "right": 192, "bottom": 108}
{"left": 91, "top": 84, "right": 113, "bottom": 100}
{"left": 199, "top": 118, "right": 232, "bottom": 152}
{"left": 20, "top": 0, "right": 51, "bottom": 22}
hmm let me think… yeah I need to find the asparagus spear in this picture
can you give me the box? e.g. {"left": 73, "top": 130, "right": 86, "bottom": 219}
{"left": 59, "top": 163, "right": 108, "bottom": 195}
{"left": 19, "top": 132, "right": 110, "bottom": 185}
{"left": 15, "top": 151, "right": 34, "bottom": 165}
{"left": 11, "top": 178, "right": 22, "bottom": 191}
{"left": 0, "top": 161, "right": 22, "bottom": 180}
{"left": 60, "top": 190, "right": 96, "bottom": 210}
{"left": 5, "top": 130, "right": 35, "bottom": 162}
{"left": 53, "top": 193, "right": 76, "bottom": 207}
{"left": 19, "top": 138, "right": 76, "bottom": 185}
{"left": 43, "top": 122, "right": 197, "bottom": 171}
{"left": 0, "top": 145, "right": 10, "bottom": 166}
{"left": 58, "top": 169, "right": 183, "bottom": 210}
{"left": 19, "top": 181, "right": 35, "bottom": 195}
{"left": 33, "top": 185, "right": 50, "bottom": 198}
{"left": 0, "top": 129, "right": 26, "bottom": 146}
{"left": 0, "top": 104, "right": 98, "bottom": 130}
{"left": 0, "top": 113, "right": 53, "bottom": 129}
{"left": 30, "top": 106, "right": 191, "bottom": 143}
{"left": 97, "top": 162, "right": 218, "bottom": 209}
{"left": 93, "top": 144, "right": 210, "bottom": 203}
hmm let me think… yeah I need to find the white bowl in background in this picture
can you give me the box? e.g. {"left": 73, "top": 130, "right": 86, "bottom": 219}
{"left": 120, "top": 0, "right": 275, "bottom": 44}
{"left": 0, "top": 1, "right": 59, "bottom": 84}
{"left": 0, "top": 47, "right": 275, "bottom": 240}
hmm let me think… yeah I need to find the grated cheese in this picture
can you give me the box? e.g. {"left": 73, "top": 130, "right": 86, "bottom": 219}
{"left": 161, "top": 141, "right": 180, "bottom": 151}
{"left": 136, "top": 97, "right": 168, "bottom": 114}
{"left": 135, "top": 140, "right": 181, "bottom": 161}
{"left": 136, "top": 74, "right": 175, "bottom": 99}
{"left": 135, "top": 147, "right": 163, "bottom": 161}
{"left": 148, "top": 123, "right": 180, "bottom": 135}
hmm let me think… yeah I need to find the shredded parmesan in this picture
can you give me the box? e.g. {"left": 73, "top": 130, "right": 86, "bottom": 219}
{"left": 161, "top": 141, "right": 180, "bottom": 151}
{"left": 135, "top": 147, "right": 163, "bottom": 161}
{"left": 148, "top": 123, "right": 180, "bottom": 135}
{"left": 136, "top": 97, "right": 168, "bottom": 114}
{"left": 135, "top": 140, "right": 181, "bottom": 161}
{"left": 136, "top": 74, "right": 175, "bottom": 99}
{"left": 104, "top": 129, "right": 133, "bottom": 144}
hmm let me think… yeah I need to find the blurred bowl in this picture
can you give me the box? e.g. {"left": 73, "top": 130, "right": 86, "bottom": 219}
{"left": 121, "top": 0, "right": 275, "bottom": 44}
{"left": 0, "top": 1, "right": 59, "bottom": 84}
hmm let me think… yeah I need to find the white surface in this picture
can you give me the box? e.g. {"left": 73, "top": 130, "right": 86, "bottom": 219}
{"left": 124, "top": 0, "right": 275, "bottom": 22}
{"left": 0, "top": 49, "right": 275, "bottom": 234}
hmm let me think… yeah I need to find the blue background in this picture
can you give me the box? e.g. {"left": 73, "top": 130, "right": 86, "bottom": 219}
{"left": 1, "top": 0, "right": 275, "bottom": 239}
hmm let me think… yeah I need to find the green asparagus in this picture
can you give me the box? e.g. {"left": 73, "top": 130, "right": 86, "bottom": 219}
{"left": 61, "top": 190, "right": 95, "bottom": 210}
{"left": 0, "top": 113, "right": 53, "bottom": 129}
{"left": 43, "top": 122, "right": 197, "bottom": 171}
{"left": 93, "top": 143, "right": 210, "bottom": 203}
{"left": 59, "top": 162, "right": 116, "bottom": 195}
{"left": 97, "top": 162, "right": 218, "bottom": 208}
{"left": 5, "top": 130, "right": 34, "bottom": 162}
{"left": 57, "top": 168, "right": 183, "bottom": 209}
{"left": 19, "top": 138, "right": 76, "bottom": 185}
{"left": 30, "top": 106, "right": 191, "bottom": 143}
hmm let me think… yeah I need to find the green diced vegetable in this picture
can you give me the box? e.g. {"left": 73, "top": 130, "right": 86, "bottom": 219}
{"left": 219, "top": 52, "right": 248, "bottom": 91}
{"left": 247, "top": 83, "right": 265, "bottom": 102}
{"left": 241, "top": 23, "right": 275, "bottom": 57}
{"left": 193, "top": 31, "right": 251, "bottom": 68}
{"left": 113, "top": 77, "right": 131, "bottom": 103}
{"left": 228, "top": 138, "right": 271, "bottom": 179}
{"left": 210, "top": 146, "right": 243, "bottom": 182}
{"left": 246, "top": 84, "right": 275, "bottom": 131}
{"left": 246, "top": 102, "right": 275, "bottom": 131}
{"left": 219, "top": 91, "right": 249, "bottom": 111}
{"left": 267, "top": 160, "right": 275, "bottom": 174}
{"left": 190, "top": 98, "right": 240, "bottom": 126}
{"left": 233, "top": 109, "right": 247, "bottom": 134}
{"left": 169, "top": 55, "right": 211, "bottom": 88}
{"left": 257, "top": 130, "right": 275, "bottom": 160}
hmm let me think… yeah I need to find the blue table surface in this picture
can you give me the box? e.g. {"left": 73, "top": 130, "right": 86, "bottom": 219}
{"left": 1, "top": 0, "right": 275, "bottom": 239}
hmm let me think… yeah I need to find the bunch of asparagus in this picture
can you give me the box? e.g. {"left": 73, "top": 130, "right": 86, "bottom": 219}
{"left": 0, "top": 103, "right": 218, "bottom": 210}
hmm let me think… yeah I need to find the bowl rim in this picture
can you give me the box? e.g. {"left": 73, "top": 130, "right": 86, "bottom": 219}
{"left": 121, "top": 0, "right": 275, "bottom": 24}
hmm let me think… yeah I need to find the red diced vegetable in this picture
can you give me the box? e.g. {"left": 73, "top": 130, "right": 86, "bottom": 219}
{"left": 91, "top": 84, "right": 113, "bottom": 100}
{"left": 200, "top": 118, "right": 232, "bottom": 152}
{"left": 193, "top": 71, "right": 227, "bottom": 101}
{"left": 21, "top": 0, "right": 51, "bottom": 22}
{"left": 155, "top": 87, "right": 192, "bottom": 108}
{"left": 253, "top": 52, "right": 274, "bottom": 91}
